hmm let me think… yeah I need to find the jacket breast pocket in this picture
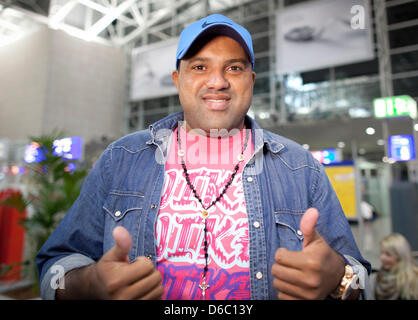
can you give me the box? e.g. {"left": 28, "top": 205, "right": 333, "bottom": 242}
{"left": 102, "top": 190, "right": 144, "bottom": 261}
{"left": 274, "top": 210, "right": 305, "bottom": 251}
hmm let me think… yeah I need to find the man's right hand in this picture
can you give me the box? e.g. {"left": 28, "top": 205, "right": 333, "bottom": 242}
{"left": 56, "top": 226, "right": 164, "bottom": 300}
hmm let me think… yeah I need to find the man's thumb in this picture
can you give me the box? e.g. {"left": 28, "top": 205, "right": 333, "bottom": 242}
{"left": 102, "top": 226, "right": 132, "bottom": 262}
{"left": 300, "top": 208, "right": 320, "bottom": 249}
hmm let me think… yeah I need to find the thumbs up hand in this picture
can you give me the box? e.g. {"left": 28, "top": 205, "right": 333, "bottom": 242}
{"left": 88, "top": 226, "right": 164, "bottom": 299}
{"left": 300, "top": 207, "right": 322, "bottom": 250}
{"left": 101, "top": 225, "right": 132, "bottom": 263}
{"left": 271, "top": 208, "right": 346, "bottom": 300}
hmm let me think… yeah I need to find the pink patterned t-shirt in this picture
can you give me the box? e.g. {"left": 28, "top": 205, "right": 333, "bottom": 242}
{"left": 155, "top": 126, "right": 253, "bottom": 300}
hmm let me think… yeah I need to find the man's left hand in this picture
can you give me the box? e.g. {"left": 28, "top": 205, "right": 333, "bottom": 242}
{"left": 271, "top": 208, "right": 346, "bottom": 300}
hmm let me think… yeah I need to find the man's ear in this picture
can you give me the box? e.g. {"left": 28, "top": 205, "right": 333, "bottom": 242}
{"left": 172, "top": 69, "right": 179, "bottom": 89}
{"left": 251, "top": 71, "right": 256, "bottom": 84}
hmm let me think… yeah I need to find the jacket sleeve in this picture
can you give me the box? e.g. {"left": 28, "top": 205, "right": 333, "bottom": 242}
{"left": 36, "top": 146, "right": 112, "bottom": 299}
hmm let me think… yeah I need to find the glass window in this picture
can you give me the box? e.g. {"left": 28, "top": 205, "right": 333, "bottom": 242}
{"left": 253, "top": 35, "right": 269, "bottom": 55}
{"left": 128, "top": 114, "right": 139, "bottom": 131}
{"left": 387, "top": 2, "right": 418, "bottom": 25}
{"left": 335, "top": 58, "right": 379, "bottom": 79}
{"left": 254, "top": 56, "right": 270, "bottom": 74}
{"left": 284, "top": 0, "right": 309, "bottom": 6}
{"left": 244, "top": 17, "right": 269, "bottom": 36}
{"left": 144, "top": 97, "right": 169, "bottom": 111}
{"left": 389, "top": 25, "right": 418, "bottom": 49}
{"left": 130, "top": 103, "right": 139, "bottom": 113}
{"left": 393, "top": 76, "right": 418, "bottom": 97}
{"left": 301, "top": 69, "right": 330, "bottom": 84}
{"left": 172, "top": 95, "right": 180, "bottom": 107}
{"left": 391, "top": 51, "right": 418, "bottom": 74}
{"left": 143, "top": 110, "right": 169, "bottom": 128}
{"left": 243, "top": 0, "right": 268, "bottom": 17}
{"left": 254, "top": 76, "right": 270, "bottom": 94}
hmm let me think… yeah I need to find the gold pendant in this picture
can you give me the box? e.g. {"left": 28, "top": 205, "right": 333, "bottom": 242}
{"left": 202, "top": 210, "right": 209, "bottom": 219}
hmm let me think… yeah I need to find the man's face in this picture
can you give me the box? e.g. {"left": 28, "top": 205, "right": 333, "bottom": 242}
{"left": 172, "top": 36, "right": 256, "bottom": 133}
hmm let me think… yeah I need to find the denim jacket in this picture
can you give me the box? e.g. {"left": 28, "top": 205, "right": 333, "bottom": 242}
{"left": 37, "top": 112, "right": 371, "bottom": 300}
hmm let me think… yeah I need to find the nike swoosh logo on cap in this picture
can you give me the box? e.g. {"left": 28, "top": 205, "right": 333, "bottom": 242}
{"left": 202, "top": 20, "right": 232, "bottom": 28}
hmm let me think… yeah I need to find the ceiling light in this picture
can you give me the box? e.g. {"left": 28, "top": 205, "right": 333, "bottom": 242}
{"left": 377, "top": 139, "right": 385, "bottom": 146}
{"left": 259, "top": 112, "right": 270, "bottom": 119}
{"left": 359, "top": 148, "right": 366, "bottom": 155}
{"left": 382, "top": 156, "right": 396, "bottom": 164}
{"left": 337, "top": 141, "right": 345, "bottom": 148}
{"left": 414, "top": 123, "right": 418, "bottom": 131}
{"left": 336, "top": 99, "right": 349, "bottom": 108}
{"left": 365, "top": 127, "right": 375, "bottom": 135}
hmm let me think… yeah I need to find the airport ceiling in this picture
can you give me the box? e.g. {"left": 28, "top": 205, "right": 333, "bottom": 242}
{"left": 0, "top": 0, "right": 243, "bottom": 47}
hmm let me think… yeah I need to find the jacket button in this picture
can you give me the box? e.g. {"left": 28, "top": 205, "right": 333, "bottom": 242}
{"left": 253, "top": 221, "right": 260, "bottom": 228}
{"left": 115, "top": 210, "right": 121, "bottom": 217}
{"left": 151, "top": 204, "right": 157, "bottom": 209}
{"left": 297, "top": 230, "right": 303, "bottom": 236}
{"left": 247, "top": 177, "right": 253, "bottom": 182}
{"left": 256, "top": 272, "right": 263, "bottom": 280}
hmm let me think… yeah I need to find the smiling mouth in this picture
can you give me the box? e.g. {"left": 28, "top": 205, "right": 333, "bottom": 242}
{"left": 202, "top": 97, "right": 231, "bottom": 110}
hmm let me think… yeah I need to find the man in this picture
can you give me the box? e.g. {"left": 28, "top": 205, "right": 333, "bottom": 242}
{"left": 37, "top": 14, "right": 371, "bottom": 300}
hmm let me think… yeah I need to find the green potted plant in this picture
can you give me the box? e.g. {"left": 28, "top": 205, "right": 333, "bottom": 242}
{"left": 0, "top": 131, "right": 88, "bottom": 298}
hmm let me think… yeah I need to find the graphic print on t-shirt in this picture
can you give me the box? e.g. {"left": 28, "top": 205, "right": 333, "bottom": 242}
{"left": 155, "top": 126, "right": 253, "bottom": 300}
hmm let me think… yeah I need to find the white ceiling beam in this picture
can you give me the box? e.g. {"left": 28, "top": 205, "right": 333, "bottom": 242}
{"left": 116, "top": 13, "right": 124, "bottom": 38}
{"left": 49, "top": 0, "right": 78, "bottom": 28}
{"left": 86, "top": 0, "right": 136, "bottom": 38}
{"left": 115, "top": 14, "right": 138, "bottom": 27}
{"left": 116, "top": 7, "right": 168, "bottom": 45}
{"left": 107, "top": 21, "right": 117, "bottom": 39}
{"left": 77, "top": 0, "right": 109, "bottom": 15}
{"left": 58, "top": 22, "right": 112, "bottom": 45}
{"left": 84, "top": 5, "right": 93, "bottom": 29}
{"left": 150, "top": 29, "right": 170, "bottom": 40}
{"left": 100, "top": 0, "right": 111, "bottom": 6}
{"left": 117, "top": 0, "right": 198, "bottom": 46}
{"left": 129, "top": 3, "right": 144, "bottom": 26}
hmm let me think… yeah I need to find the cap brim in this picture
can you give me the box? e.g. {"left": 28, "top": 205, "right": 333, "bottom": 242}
{"left": 177, "top": 24, "right": 253, "bottom": 69}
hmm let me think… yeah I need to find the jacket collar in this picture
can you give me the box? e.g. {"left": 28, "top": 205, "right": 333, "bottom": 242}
{"left": 148, "top": 111, "right": 285, "bottom": 154}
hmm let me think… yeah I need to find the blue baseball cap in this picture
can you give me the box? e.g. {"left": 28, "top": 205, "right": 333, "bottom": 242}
{"left": 176, "top": 14, "right": 254, "bottom": 70}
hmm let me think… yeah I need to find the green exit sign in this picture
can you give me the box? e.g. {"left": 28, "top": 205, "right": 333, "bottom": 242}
{"left": 373, "top": 95, "right": 417, "bottom": 119}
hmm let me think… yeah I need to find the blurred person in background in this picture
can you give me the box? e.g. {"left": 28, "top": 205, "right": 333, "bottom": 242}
{"left": 360, "top": 200, "right": 377, "bottom": 252}
{"left": 371, "top": 233, "right": 418, "bottom": 300}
